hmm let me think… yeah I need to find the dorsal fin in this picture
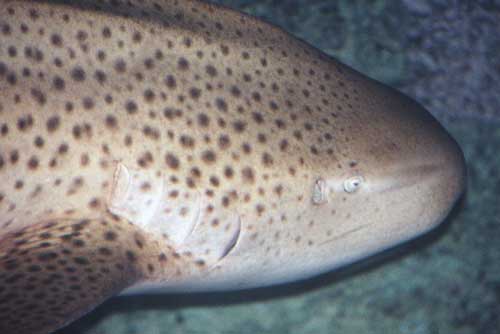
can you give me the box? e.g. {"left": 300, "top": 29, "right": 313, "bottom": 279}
{"left": 0, "top": 213, "right": 180, "bottom": 334}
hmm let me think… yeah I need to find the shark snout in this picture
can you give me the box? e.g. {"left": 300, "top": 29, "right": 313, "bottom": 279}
{"left": 371, "top": 163, "right": 443, "bottom": 194}
{"left": 383, "top": 127, "right": 466, "bottom": 232}
{"left": 425, "top": 132, "right": 466, "bottom": 217}
{"left": 375, "top": 150, "right": 465, "bottom": 202}
{"left": 352, "top": 115, "right": 467, "bottom": 240}
{"left": 373, "top": 100, "right": 467, "bottom": 218}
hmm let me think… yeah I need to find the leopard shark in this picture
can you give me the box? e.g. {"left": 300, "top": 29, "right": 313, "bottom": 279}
{"left": 0, "top": 0, "right": 466, "bottom": 333}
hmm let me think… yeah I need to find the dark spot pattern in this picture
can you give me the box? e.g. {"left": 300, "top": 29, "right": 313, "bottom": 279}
{"left": 0, "top": 1, "right": 377, "bottom": 331}
{"left": 0, "top": 215, "right": 178, "bottom": 334}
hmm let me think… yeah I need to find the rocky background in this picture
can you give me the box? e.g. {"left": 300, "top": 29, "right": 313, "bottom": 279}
{"left": 58, "top": 1, "right": 500, "bottom": 333}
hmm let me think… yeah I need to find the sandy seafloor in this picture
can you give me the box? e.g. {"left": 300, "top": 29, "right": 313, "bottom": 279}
{"left": 57, "top": 1, "right": 500, "bottom": 333}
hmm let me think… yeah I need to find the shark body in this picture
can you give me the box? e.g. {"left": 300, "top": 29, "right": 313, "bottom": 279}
{"left": 0, "top": 1, "right": 465, "bottom": 333}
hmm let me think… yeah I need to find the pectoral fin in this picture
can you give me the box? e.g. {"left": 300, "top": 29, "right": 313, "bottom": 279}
{"left": 0, "top": 214, "right": 171, "bottom": 334}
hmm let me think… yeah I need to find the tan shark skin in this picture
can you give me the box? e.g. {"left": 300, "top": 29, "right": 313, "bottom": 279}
{"left": 0, "top": 0, "right": 465, "bottom": 333}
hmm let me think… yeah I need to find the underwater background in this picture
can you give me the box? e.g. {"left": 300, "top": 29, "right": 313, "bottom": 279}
{"left": 58, "top": 1, "right": 500, "bottom": 333}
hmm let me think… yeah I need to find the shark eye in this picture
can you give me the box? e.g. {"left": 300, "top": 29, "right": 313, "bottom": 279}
{"left": 312, "top": 178, "right": 328, "bottom": 205}
{"left": 343, "top": 176, "right": 364, "bottom": 193}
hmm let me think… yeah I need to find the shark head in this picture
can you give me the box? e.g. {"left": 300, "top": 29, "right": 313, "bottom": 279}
{"left": 135, "top": 68, "right": 466, "bottom": 293}
{"left": 271, "top": 86, "right": 466, "bottom": 285}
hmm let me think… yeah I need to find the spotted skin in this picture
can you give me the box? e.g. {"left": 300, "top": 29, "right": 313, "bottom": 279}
{"left": 0, "top": 1, "right": 465, "bottom": 333}
{"left": 0, "top": 214, "right": 180, "bottom": 333}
